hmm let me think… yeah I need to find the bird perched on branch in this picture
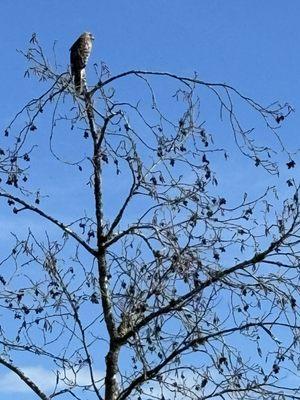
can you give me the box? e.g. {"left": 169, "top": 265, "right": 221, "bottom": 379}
{"left": 70, "top": 32, "right": 94, "bottom": 94}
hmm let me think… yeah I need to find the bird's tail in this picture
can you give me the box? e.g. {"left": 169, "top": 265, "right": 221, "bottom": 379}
{"left": 73, "top": 69, "right": 86, "bottom": 94}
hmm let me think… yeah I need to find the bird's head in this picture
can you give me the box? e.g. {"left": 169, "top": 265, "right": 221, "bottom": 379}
{"left": 83, "top": 32, "right": 95, "bottom": 41}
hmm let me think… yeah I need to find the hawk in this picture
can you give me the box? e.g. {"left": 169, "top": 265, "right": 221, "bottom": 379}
{"left": 70, "top": 32, "right": 94, "bottom": 94}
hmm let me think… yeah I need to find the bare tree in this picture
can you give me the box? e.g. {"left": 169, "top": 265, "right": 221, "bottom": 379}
{"left": 0, "top": 34, "right": 299, "bottom": 400}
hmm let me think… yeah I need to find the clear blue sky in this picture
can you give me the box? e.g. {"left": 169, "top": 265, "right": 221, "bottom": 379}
{"left": 0, "top": 1, "right": 300, "bottom": 398}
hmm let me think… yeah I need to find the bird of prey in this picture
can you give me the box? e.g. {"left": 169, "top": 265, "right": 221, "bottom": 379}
{"left": 70, "top": 32, "right": 94, "bottom": 94}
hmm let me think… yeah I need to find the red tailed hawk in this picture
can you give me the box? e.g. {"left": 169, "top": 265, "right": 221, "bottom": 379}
{"left": 70, "top": 32, "right": 94, "bottom": 94}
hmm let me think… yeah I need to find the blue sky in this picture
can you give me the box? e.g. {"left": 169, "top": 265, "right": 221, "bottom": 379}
{"left": 0, "top": 1, "right": 300, "bottom": 399}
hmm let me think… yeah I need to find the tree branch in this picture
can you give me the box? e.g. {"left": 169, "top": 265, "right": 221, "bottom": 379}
{"left": 118, "top": 320, "right": 294, "bottom": 400}
{"left": 106, "top": 166, "right": 136, "bottom": 239}
{"left": 0, "top": 193, "right": 97, "bottom": 256}
{"left": 0, "top": 356, "right": 49, "bottom": 400}
{"left": 84, "top": 92, "right": 119, "bottom": 400}
{"left": 117, "top": 229, "right": 292, "bottom": 344}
